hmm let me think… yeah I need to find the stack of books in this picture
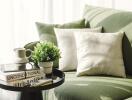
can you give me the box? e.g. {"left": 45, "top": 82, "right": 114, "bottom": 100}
{"left": 0, "top": 64, "right": 53, "bottom": 87}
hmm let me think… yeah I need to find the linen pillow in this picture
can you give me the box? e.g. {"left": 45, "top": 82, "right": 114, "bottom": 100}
{"left": 54, "top": 27, "right": 102, "bottom": 71}
{"left": 36, "top": 19, "right": 87, "bottom": 68}
{"left": 36, "top": 19, "right": 87, "bottom": 46}
{"left": 74, "top": 31, "right": 126, "bottom": 77}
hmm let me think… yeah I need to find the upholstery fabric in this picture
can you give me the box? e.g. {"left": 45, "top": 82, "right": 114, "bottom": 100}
{"left": 83, "top": 5, "right": 132, "bottom": 33}
{"left": 120, "top": 22, "right": 132, "bottom": 44}
{"left": 54, "top": 27, "right": 102, "bottom": 71}
{"left": 36, "top": 19, "right": 86, "bottom": 46}
{"left": 119, "top": 23, "right": 132, "bottom": 75}
{"left": 74, "top": 31, "right": 126, "bottom": 77}
{"left": 83, "top": 5, "right": 132, "bottom": 75}
{"left": 54, "top": 72, "right": 132, "bottom": 100}
{"left": 35, "top": 19, "right": 86, "bottom": 68}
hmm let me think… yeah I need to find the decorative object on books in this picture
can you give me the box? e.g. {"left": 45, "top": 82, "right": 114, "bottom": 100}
{"left": 31, "top": 41, "right": 61, "bottom": 74}
{"left": 13, "top": 48, "right": 32, "bottom": 70}
{"left": 13, "top": 48, "right": 32, "bottom": 64}
{"left": 0, "top": 63, "right": 34, "bottom": 72}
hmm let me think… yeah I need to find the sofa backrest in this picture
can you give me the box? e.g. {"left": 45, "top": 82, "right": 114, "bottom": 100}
{"left": 83, "top": 5, "right": 132, "bottom": 44}
{"left": 83, "top": 5, "right": 132, "bottom": 75}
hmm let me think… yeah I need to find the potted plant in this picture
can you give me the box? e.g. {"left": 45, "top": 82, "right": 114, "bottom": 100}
{"left": 31, "top": 41, "right": 61, "bottom": 74}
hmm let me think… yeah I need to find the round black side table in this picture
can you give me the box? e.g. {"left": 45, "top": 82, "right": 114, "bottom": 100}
{"left": 0, "top": 69, "right": 65, "bottom": 100}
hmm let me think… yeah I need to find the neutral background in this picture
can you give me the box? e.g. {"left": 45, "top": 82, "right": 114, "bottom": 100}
{"left": 0, "top": 0, "right": 132, "bottom": 64}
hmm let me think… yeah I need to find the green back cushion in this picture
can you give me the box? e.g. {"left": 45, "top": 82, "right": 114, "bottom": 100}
{"left": 83, "top": 5, "right": 132, "bottom": 32}
{"left": 83, "top": 5, "right": 132, "bottom": 75}
{"left": 35, "top": 19, "right": 86, "bottom": 68}
{"left": 120, "top": 22, "right": 132, "bottom": 44}
{"left": 36, "top": 19, "right": 86, "bottom": 46}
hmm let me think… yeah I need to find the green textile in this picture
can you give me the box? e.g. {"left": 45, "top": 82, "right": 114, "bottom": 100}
{"left": 55, "top": 72, "right": 132, "bottom": 100}
{"left": 83, "top": 5, "right": 132, "bottom": 75}
{"left": 36, "top": 19, "right": 87, "bottom": 46}
{"left": 83, "top": 5, "right": 132, "bottom": 32}
{"left": 120, "top": 24, "right": 132, "bottom": 75}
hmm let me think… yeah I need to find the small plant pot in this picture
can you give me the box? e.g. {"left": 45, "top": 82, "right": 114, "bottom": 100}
{"left": 38, "top": 61, "right": 53, "bottom": 74}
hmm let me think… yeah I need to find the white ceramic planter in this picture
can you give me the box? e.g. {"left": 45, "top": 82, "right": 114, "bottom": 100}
{"left": 38, "top": 61, "right": 53, "bottom": 74}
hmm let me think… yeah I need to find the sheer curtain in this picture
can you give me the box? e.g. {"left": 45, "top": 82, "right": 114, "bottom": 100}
{"left": 51, "top": 0, "right": 114, "bottom": 24}
{"left": 0, "top": 0, "right": 43, "bottom": 63}
{"left": 0, "top": 0, "right": 132, "bottom": 64}
{"left": 0, "top": 0, "right": 114, "bottom": 64}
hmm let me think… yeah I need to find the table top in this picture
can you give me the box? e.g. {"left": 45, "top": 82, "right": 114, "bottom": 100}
{"left": 0, "top": 69, "right": 65, "bottom": 92}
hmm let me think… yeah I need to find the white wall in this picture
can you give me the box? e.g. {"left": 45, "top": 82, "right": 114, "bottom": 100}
{"left": 115, "top": 0, "right": 132, "bottom": 11}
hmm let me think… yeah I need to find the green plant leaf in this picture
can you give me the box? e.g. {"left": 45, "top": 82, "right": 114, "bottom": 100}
{"left": 31, "top": 41, "right": 61, "bottom": 63}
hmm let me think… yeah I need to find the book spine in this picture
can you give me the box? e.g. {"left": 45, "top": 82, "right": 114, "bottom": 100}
{"left": 5, "top": 72, "right": 25, "bottom": 82}
{"left": 9, "top": 74, "right": 45, "bottom": 87}
{"left": 1, "top": 69, "right": 43, "bottom": 82}
{"left": 26, "top": 69, "right": 42, "bottom": 78}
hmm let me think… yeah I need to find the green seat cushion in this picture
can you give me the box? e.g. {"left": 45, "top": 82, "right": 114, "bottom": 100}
{"left": 54, "top": 72, "right": 132, "bottom": 100}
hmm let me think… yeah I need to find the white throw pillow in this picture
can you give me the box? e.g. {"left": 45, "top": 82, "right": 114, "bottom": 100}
{"left": 74, "top": 32, "right": 126, "bottom": 77}
{"left": 54, "top": 27, "right": 102, "bottom": 71}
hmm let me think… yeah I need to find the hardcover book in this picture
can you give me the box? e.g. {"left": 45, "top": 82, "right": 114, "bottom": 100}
{"left": 31, "top": 79, "right": 53, "bottom": 87}
{"left": 9, "top": 74, "right": 46, "bottom": 87}
{"left": 26, "top": 69, "right": 43, "bottom": 78}
{"left": 0, "top": 69, "right": 44, "bottom": 82}
{"left": 0, "top": 71, "right": 25, "bottom": 82}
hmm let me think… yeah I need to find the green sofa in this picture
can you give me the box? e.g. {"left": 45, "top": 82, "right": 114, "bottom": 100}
{"left": 25, "top": 5, "right": 132, "bottom": 100}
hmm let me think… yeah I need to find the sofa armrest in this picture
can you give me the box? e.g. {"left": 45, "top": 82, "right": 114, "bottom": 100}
{"left": 24, "top": 41, "right": 39, "bottom": 50}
